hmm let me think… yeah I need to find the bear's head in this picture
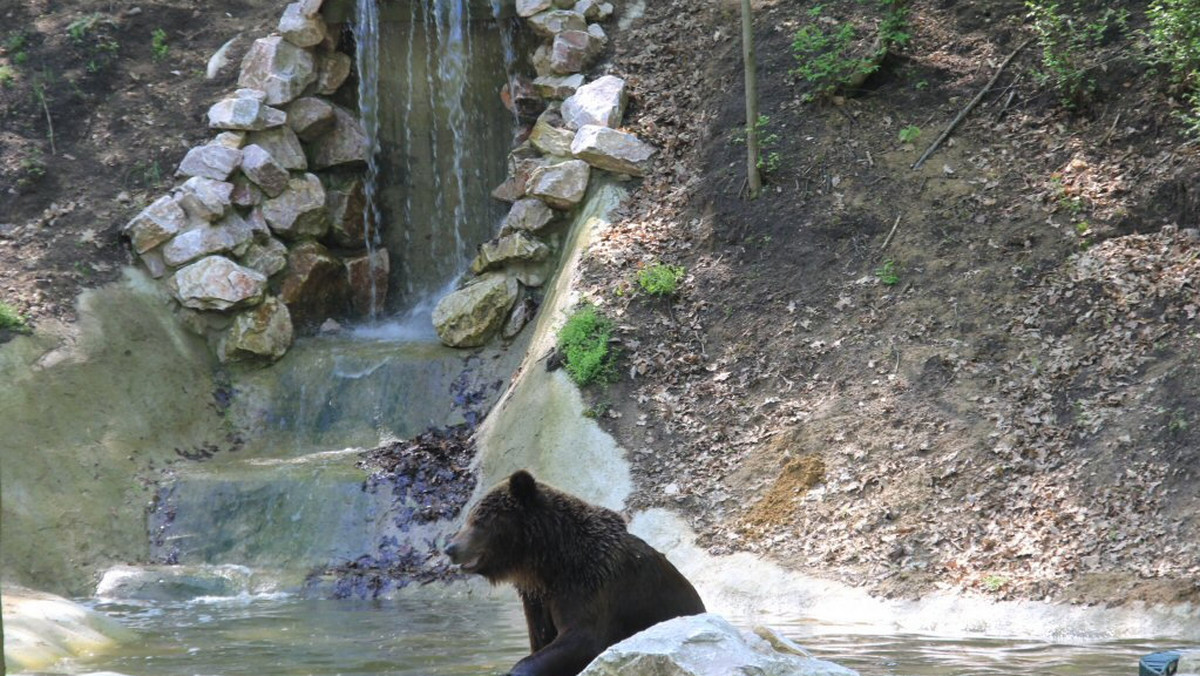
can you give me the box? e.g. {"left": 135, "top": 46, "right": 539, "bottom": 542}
{"left": 444, "top": 469, "right": 541, "bottom": 583}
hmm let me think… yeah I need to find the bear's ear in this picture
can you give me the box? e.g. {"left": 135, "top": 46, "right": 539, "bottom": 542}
{"left": 509, "top": 470, "right": 538, "bottom": 504}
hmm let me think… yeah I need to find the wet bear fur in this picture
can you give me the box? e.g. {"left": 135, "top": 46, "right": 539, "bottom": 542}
{"left": 445, "top": 470, "right": 706, "bottom": 676}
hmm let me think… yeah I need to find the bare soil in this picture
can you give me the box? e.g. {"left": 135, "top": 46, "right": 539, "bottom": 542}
{"left": 4, "top": 0, "right": 1200, "bottom": 606}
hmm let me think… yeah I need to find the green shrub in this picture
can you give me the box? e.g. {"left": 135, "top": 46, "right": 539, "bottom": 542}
{"left": 875, "top": 260, "right": 900, "bottom": 285}
{"left": 152, "top": 28, "right": 169, "bottom": 60}
{"left": 636, "top": 262, "right": 686, "bottom": 297}
{"left": 1146, "top": 0, "right": 1200, "bottom": 133}
{"left": 790, "top": 1, "right": 910, "bottom": 101}
{"left": 1026, "top": 1, "right": 1128, "bottom": 108}
{"left": 0, "top": 301, "right": 30, "bottom": 333}
{"left": 557, "top": 305, "right": 617, "bottom": 386}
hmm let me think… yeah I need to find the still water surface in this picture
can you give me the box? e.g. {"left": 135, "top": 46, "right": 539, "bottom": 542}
{"left": 62, "top": 595, "right": 1176, "bottom": 676}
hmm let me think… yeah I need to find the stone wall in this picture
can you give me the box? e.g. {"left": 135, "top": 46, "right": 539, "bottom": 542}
{"left": 122, "top": 0, "right": 656, "bottom": 357}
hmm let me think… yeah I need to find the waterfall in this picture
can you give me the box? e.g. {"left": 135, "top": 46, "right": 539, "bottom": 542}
{"left": 354, "top": 0, "right": 384, "bottom": 320}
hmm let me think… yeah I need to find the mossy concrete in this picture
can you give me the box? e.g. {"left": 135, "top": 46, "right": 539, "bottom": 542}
{"left": 0, "top": 269, "right": 228, "bottom": 596}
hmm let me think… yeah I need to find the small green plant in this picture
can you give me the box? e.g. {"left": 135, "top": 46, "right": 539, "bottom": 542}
{"left": 0, "top": 64, "right": 14, "bottom": 88}
{"left": 636, "top": 262, "right": 686, "bottom": 297}
{"left": 68, "top": 14, "right": 104, "bottom": 43}
{"left": 557, "top": 304, "right": 617, "bottom": 386}
{"left": 982, "top": 574, "right": 1008, "bottom": 592}
{"left": 1026, "top": 1, "right": 1128, "bottom": 109}
{"left": 791, "top": 1, "right": 909, "bottom": 100}
{"left": 898, "top": 124, "right": 921, "bottom": 143}
{"left": 875, "top": 259, "right": 900, "bottom": 286}
{"left": 5, "top": 32, "right": 29, "bottom": 64}
{"left": 16, "top": 151, "right": 45, "bottom": 191}
{"left": 151, "top": 28, "right": 169, "bottom": 60}
{"left": 66, "top": 13, "right": 119, "bottom": 72}
{"left": 730, "top": 115, "right": 783, "bottom": 175}
{"left": 0, "top": 301, "right": 30, "bottom": 333}
{"left": 1168, "top": 408, "right": 1189, "bottom": 435}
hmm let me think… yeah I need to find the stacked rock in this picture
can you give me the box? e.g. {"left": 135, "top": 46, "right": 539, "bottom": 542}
{"left": 432, "top": 0, "right": 657, "bottom": 349}
{"left": 123, "top": 0, "right": 379, "bottom": 363}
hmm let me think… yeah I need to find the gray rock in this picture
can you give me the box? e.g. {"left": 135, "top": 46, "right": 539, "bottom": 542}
{"left": 503, "top": 198, "right": 556, "bottom": 234}
{"left": 245, "top": 205, "right": 271, "bottom": 240}
{"left": 240, "top": 144, "right": 290, "bottom": 197}
{"left": 176, "top": 144, "right": 242, "bottom": 181}
{"left": 162, "top": 212, "right": 255, "bottom": 267}
{"left": 571, "top": 124, "right": 654, "bottom": 176}
{"left": 211, "top": 131, "right": 247, "bottom": 149}
{"left": 527, "top": 159, "right": 591, "bottom": 210}
{"left": 527, "top": 9, "right": 587, "bottom": 38}
{"left": 532, "top": 43, "right": 554, "bottom": 79}
{"left": 579, "top": 614, "right": 859, "bottom": 676}
{"left": 533, "top": 73, "right": 586, "bottom": 99}
{"left": 206, "top": 96, "right": 287, "bottom": 131}
{"left": 516, "top": 0, "right": 553, "bottom": 17}
{"left": 493, "top": 156, "right": 554, "bottom": 203}
{"left": 573, "top": 0, "right": 611, "bottom": 21}
{"left": 278, "top": 1, "right": 328, "bottom": 48}
{"left": 286, "top": 96, "right": 336, "bottom": 141}
{"left": 306, "top": 104, "right": 369, "bottom": 169}
{"left": 432, "top": 272, "right": 520, "bottom": 347}
{"left": 502, "top": 294, "right": 537, "bottom": 339}
{"left": 278, "top": 241, "right": 351, "bottom": 328}
{"left": 139, "top": 248, "right": 168, "bottom": 279}
{"left": 241, "top": 236, "right": 289, "bottom": 277}
{"left": 175, "top": 177, "right": 234, "bottom": 222}
{"left": 314, "top": 51, "right": 352, "bottom": 95}
{"left": 231, "top": 176, "right": 265, "bottom": 208}
{"left": 246, "top": 126, "right": 308, "bottom": 170}
{"left": 550, "top": 30, "right": 602, "bottom": 74}
{"left": 238, "top": 36, "right": 317, "bottom": 106}
{"left": 124, "top": 195, "right": 186, "bottom": 254}
{"left": 470, "top": 232, "right": 551, "bottom": 274}
{"left": 171, "top": 255, "right": 267, "bottom": 311}
{"left": 530, "top": 112, "right": 577, "bottom": 157}
{"left": 262, "top": 173, "right": 329, "bottom": 240}
{"left": 325, "top": 176, "right": 367, "bottom": 248}
{"left": 509, "top": 258, "right": 554, "bottom": 287}
{"left": 222, "top": 296, "right": 294, "bottom": 362}
{"left": 561, "top": 74, "right": 627, "bottom": 129}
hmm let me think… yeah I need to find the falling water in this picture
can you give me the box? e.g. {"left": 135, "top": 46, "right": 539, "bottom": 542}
{"left": 355, "top": 0, "right": 383, "bottom": 319}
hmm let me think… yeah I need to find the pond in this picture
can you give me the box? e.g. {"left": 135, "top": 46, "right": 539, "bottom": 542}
{"left": 50, "top": 594, "right": 1182, "bottom": 676}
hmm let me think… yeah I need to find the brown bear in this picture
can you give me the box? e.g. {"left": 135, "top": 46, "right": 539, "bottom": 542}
{"left": 444, "top": 470, "right": 705, "bottom": 676}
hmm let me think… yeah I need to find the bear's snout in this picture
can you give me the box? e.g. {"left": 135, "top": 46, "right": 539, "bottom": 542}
{"left": 443, "top": 541, "right": 461, "bottom": 560}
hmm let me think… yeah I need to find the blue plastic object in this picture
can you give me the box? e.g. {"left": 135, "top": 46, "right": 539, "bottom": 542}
{"left": 1139, "top": 650, "right": 1180, "bottom": 676}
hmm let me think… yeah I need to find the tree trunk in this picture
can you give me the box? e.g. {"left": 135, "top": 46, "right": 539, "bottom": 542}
{"left": 741, "top": 0, "right": 762, "bottom": 198}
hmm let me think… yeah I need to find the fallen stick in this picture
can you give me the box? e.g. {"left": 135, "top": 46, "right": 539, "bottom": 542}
{"left": 912, "top": 39, "right": 1031, "bottom": 170}
{"left": 880, "top": 214, "right": 902, "bottom": 252}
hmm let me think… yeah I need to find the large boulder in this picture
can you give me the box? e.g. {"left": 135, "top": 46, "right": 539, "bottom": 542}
{"left": 470, "top": 232, "right": 551, "bottom": 274}
{"left": 325, "top": 176, "right": 368, "bottom": 247}
{"left": 527, "top": 9, "right": 587, "bottom": 38}
{"left": 206, "top": 92, "right": 287, "bottom": 131}
{"left": 176, "top": 144, "right": 242, "bottom": 181}
{"left": 314, "top": 51, "right": 352, "bottom": 95}
{"left": 561, "top": 74, "right": 627, "bottom": 130}
{"left": 579, "top": 614, "right": 858, "bottom": 676}
{"left": 533, "top": 73, "right": 586, "bottom": 100}
{"left": 278, "top": 1, "right": 328, "bottom": 48}
{"left": 175, "top": 176, "right": 234, "bottom": 222}
{"left": 502, "top": 197, "right": 556, "bottom": 234}
{"left": 261, "top": 173, "right": 330, "bottom": 240}
{"left": 346, "top": 248, "right": 389, "bottom": 317}
{"left": 516, "top": 0, "right": 554, "bottom": 17}
{"left": 286, "top": 96, "right": 336, "bottom": 141}
{"left": 433, "top": 272, "right": 520, "bottom": 347}
{"left": 162, "top": 212, "right": 255, "bottom": 267}
{"left": 278, "top": 241, "right": 351, "bottom": 328}
{"left": 222, "top": 295, "right": 294, "bottom": 362}
{"left": 530, "top": 112, "right": 577, "bottom": 157}
{"left": 571, "top": 124, "right": 655, "bottom": 176}
{"left": 246, "top": 126, "right": 308, "bottom": 170}
{"left": 550, "top": 30, "right": 603, "bottom": 74}
{"left": 171, "top": 256, "right": 267, "bottom": 311}
{"left": 306, "top": 103, "right": 370, "bottom": 169}
{"left": 241, "top": 236, "right": 289, "bottom": 277}
{"left": 240, "top": 144, "right": 291, "bottom": 197}
{"left": 124, "top": 195, "right": 187, "bottom": 254}
{"left": 526, "top": 159, "right": 591, "bottom": 210}
{"left": 238, "top": 35, "right": 317, "bottom": 106}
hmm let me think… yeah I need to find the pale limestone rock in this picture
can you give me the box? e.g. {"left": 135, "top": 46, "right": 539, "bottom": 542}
{"left": 470, "top": 232, "right": 551, "bottom": 274}
{"left": 530, "top": 112, "right": 577, "bottom": 157}
{"left": 279, "top": 1, "right": 328, "bottom": 48}
{"left": 162, "top": 212, "right": 254, "bottom": 267}
{"left": 246, "top": 126, "right": 307, "bottom": 170}
{"left": 503, "top": 198, "right": 556, "bottom": 234}
{"left": 171, "top": 256, "right": 267, "bottom": 311}
{"left": 241, "top": 236, "right": 289, "bottom": 277}
{"left": 223, "top": 296, "right": 293, "bottom": 362}
{"left": 314, "top": 51, "right": 352, "bottom": 95}
{"left": 533, "top": 73, "right": 585, "bottom": 99}
{"left": 550, "top": 30, "right": 602, "bottom": 74}
{"left": 510, "top": 258, "right": 554, "bottom": 287}
{"left": 206, "top": 96, "right": 287, "bottom": 131}
{"left": 211, "top": 131, "right": 247, "bottom": 149}
{"left": 527, "top": 159, "right": 591, "bottom": 210}
{"left": 306, "top": 104, "right": 369, "bottom": 169}
{"left": 175, "top": 177, "right": 233, "bottom": 222}
{"left": 561, "top": 74, "right": 627, "bottom": 129}
{"left": 432, "top": 272, "right": 520, "bottom": 348}
{"left": 516, "top": 0, "right": 553, "bottom": 17}
{"left": 245, "top": 205, "right": 271, "bottom": 240}
{"left": 579, "top": 614, "right": 859, "bottom": 676}
{"left": 238, "top": 35, "right": 317, "bottom": 106}
{"left": 240, "top": 144, "right": 290, "bottom": 197}
{"left": 493, "top": 156, "right": 553, "bottom": 203}
{"left": 124, "top": 195, "right": 186, "bottom": 254}
{"left": 261, "top": 173, "right": 329, "bottom": 240}
{"left": 278, "top": 241, "right": 351, "bottom": 328}
{"left": 286, "top": 96, "right": 336, "bottom": 141}
{"left": 140, "top": 248, "right": 168, "bottom": 278}
{"left": 527, "top": 9, "right": 587, "bottom": 38}
{"left": 571, "top": 124, "right": 654, "bottom": 176}
{"left": 346, "top": 248, "right": 389, "bottom": 317}
{"left": 532, "top": 43, "right": 554, "bottom": 78}
{"left": 176, "top": 144, "right": 242, "bottom": 181}
{"left": 231, "top": 176, "right": 265, "bottom": 208}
